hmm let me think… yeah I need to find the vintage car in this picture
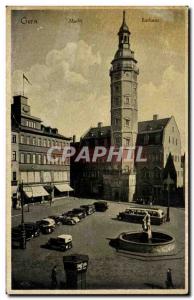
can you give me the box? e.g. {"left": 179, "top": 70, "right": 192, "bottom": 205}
{"left": 93, "top": 201, "right": 108, "bottom": 212}
{"left": 48, "top": 215, "right": 61, "bottom": 225}
{"left": 117, "top": 207, "right": 166, "bottom": 225}
{"left": 80, "top": 204, "right": 96, "bottom": 215}
{"left": 46, "top": 234, "right": 73, "bottom": 251}
{"left": 65, "top": 210, "right": 83, "bottom": 220}
{"left": 72, "top": 208, "right": 87, "bottom": 218}
{"left": 59, "top": 215, "right": 80, "bottom": 225}
{"left": 36, "top": 218, "right": 55, "bottom": 234}
{"left": 12, "top": 222, "right": 40, "bottom": 242}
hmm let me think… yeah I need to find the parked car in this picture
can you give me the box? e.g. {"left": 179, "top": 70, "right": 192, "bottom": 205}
{"left": 36, "top": 218, "right": 55, "bottom": 234}
{"left": 65, "top": 210, "right": 83, "bottom": 220}
{"left": 12, "top": 222, "right": 40, "bottom": 242}
{"left": 59, "top": 215, "right": 80, "bottom": 225}
{"left": 80, "top": 204, "right": 96, "bottom": 215}
{"left": 46, "top": 234, "right": 72, "bottom": 251}
{"left": 72, "top": 208, "right": 87, "bottom": 218}
{"left": 93, "top": 201, "right": 108, "bottom": 212}
{"left": 71, "top": 216, "right": 80, "bottom": 224}
{"left": 48, "top": 215, "right": 61, "bottom": 225}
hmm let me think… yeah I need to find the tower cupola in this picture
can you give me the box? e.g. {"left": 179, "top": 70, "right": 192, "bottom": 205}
{"left": 118, "top": 11, "right": 131, "bottom": 49}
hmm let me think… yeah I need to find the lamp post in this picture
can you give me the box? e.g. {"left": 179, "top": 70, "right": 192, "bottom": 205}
{"left": 26, "top": 186, "right": 33, "bottom": 212}
{"left": 19, "top": 181, "right": 26, "bottom": 249}
{"left": 164, "top": 173, "right": 174, "bottom": 222}
{"left": 50, "top": 182, "right": 54, "bottom": 206}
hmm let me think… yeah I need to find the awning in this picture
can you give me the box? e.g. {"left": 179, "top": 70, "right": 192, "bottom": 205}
{"left": 55, "top": 184, "right": 74, "bottom": 192}
{"left": 23, "top": 186, "right": 49, "bottom": 198}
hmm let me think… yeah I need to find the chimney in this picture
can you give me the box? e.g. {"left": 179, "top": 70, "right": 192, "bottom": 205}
{"left": 73, "top": 135, "right": 76, "bottom": 143}
{"left": 153, "top": 114, "right": 158, "bottom": 121}
{"left": 98, "top": 122, "right": 103, "bottom": 128}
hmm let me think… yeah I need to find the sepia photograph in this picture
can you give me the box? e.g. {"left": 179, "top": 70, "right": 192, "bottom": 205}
{"left": 6, "top": 6, "right": 189, "bottom": 295}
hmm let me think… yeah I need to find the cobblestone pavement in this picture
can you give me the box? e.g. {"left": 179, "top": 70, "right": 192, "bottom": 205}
{"left": 11, "top": 197, "right": 186, "bottom": 290}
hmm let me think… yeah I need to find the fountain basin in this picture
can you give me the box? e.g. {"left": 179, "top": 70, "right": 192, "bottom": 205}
{"left": 118, "top": 231, "right": 175, "bottom": 254}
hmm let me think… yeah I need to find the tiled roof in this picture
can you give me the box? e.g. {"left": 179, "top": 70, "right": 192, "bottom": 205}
{"left": 82, "top": 126, "right": 111, "bottom": 139}
{"left": 138, "top": 118, "right": 170, "bottom": 133}
{"left": 137, "top": 118, "right": 171, "bottom": 146}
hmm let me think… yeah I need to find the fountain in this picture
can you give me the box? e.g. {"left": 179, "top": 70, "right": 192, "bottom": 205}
{"left": 115, "top": 212, "right": 176, "bottom": 255}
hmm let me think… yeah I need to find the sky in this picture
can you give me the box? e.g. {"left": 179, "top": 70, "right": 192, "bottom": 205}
{"left": 11, "top": 7, "right": 188, "bottom": 152}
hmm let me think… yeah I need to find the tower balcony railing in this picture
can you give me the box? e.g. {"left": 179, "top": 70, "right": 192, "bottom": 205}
{"left": 110, "top": 65, "right": 139, "bottom": 74}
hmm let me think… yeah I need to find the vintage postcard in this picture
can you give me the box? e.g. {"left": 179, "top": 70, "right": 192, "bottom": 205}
{"left": 6, "top": 6, "right": 189, "bottom": 295}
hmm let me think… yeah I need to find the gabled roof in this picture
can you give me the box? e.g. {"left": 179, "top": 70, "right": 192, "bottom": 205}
{"left": 137, "top": 117, "right": 171, "bottom": 146}
{"left": 138, "top": 118, "right": 170, "bottom": 133}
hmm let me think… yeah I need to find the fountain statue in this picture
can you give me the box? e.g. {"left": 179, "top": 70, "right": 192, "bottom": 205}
{"left": 142, "top": 211, "right": 152, "bottom": 242}
{"left": 114, "top": 211, "right": 176, "bottom": 255}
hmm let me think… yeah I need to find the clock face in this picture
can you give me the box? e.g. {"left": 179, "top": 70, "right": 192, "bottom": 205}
{"left": 22, "top": 105, "right": 29, "bottom": 113}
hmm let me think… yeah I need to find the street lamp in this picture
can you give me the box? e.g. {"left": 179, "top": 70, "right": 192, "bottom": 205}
{"left": 50, "top": 182, "right": 54, "bottom": 206}
{"left": 163, "top": 173, "right": 174, "bottom": 222}
{"left": 19, "top": 181, "right": 26, "bottom": 249}
{"left": 25, "top": 186, "right": 33, "bottom": 212}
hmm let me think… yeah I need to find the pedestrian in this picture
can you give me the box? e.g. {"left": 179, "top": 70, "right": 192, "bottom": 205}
{"left": 51, "top": 265, "right": 58, "bottom": 289}
{"left": 165, "top": 268, "right": 174, "bottom": 288}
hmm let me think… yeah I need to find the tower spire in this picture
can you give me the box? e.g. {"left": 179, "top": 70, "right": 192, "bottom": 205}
{"left": 123, "top": 10, "right": 126, "bottom": 25}
{"left": 118, "top": 10, "right": 130, "bottom": 35}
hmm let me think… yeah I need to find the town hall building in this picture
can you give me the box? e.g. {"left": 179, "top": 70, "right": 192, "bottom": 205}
{"left": 71, "top": 11, "right": 183, "bottom": 203}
